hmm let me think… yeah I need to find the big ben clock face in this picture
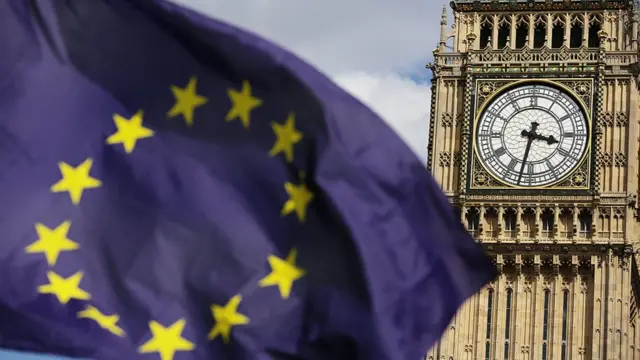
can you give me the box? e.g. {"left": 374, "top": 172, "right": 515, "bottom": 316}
{"left": 475, "top": 84, "right": 589, "bottom": 187}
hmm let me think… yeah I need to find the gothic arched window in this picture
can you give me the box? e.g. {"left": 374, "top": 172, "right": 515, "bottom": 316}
{"left": 467, "top": 207, "right": 480, "bottom": 233}
{"left": 533, "top": 16, "right": 547, "bottom": 48}
{"left": 551, "top": 16, "right": 565, "bottom": 48}
{"left": 504, "top": 209, "right": 516, "bottom": 231}
{"left": 542, "top": 289, "right": 551, "bottom": 360}
{"left": 515, "top": 16, "right": 528, "bottom": 48}
{"left": 588, "top": 14, "right": 603, "bottom": 48}
{"left": 480, "top": 16, "right": 493, "bottom": 48}
{"left": 542, "top": 209, "right": 554, "bottom": 231}
{"left": 504, "top": 288, "right": 513, "bottom": 360}
{"left": 561, "top": 290, "right": 569, "bottom": 360}
{"left": 497, "top": 17, "right": 511, "bottom": 48}
{"left": 485, "top": 288, "right": 494, "bottom": 360}
{"left": 579, "top": 209, "right": 592, "bottom": 235}
{"left": 570, "top": 15, "right": 584, "bottom": 48}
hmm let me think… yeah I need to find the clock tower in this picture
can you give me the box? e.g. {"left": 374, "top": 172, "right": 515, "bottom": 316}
{"left": 427, "top": 1, "right": 640, "bottom": 359}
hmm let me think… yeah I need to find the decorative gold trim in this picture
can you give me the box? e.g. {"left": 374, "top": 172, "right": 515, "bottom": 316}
{"left": 471, "top": 78, "right": 593, "bottom": 190}
{"left": 459, "top": 73, "right": 474, "bottom": 194}
{"left": 461, "top": 194, "right": 594, "bottom": 202}
{"left": 450, "top": 0, "right": 631, "bottom": 12}
{"left": 426, "top": 77, "right": 438, "bottom": 171}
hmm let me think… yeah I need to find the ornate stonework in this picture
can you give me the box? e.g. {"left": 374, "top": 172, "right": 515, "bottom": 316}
{"left": 451, "top": 0, "right": 631, "bottom": 12}
{"left": 426, "top": 2, "right": 640, "bottom": 359}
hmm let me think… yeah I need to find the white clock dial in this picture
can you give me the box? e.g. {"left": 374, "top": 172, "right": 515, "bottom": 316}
{"left": 475, "top": 84, "right": 589, "bottom": 187}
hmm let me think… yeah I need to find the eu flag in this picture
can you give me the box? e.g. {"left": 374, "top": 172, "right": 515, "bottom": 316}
{"left": 0, "top": 0, "right": 496, "bottom": 359}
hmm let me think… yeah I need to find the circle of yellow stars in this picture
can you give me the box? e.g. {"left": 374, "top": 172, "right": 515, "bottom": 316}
{"left": 22, "top": 76, "right": 313, "bottom": 360}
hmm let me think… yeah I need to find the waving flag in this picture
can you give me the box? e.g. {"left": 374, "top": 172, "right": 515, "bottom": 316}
{"left": 0, "top": 0, "right": 495, "bottom": 359}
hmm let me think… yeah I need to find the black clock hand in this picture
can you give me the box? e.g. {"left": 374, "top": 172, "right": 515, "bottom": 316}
{"left": 522, "top": 121, "right": 558, "bottom": 145}
{"left": 532, "top": 133, "right": 559, "bottom": 145}
{"left": 521, "top": 121, "right": 539, "bottom": 138}
{"left": 517, "top": 121, "right": 559, "bottom": 185}
{"left": 517, "top": 136, "right": 534, "bottom": 185}
{"left": 517, "top": 121, "right": 540, "bottom": 186}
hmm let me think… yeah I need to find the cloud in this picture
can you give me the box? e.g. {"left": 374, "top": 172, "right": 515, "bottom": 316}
{"left": 171, "top": 0, "right": 448, "bottom": 160}
{"left": 334, "top": 72, "right": 431, "bottom": 160}
{"left": 173, "top": 0, "right": 448, "bottom": 74}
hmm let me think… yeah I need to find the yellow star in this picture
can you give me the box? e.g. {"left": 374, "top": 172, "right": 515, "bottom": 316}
{"left": 207, "top": 294, "right": 250, "bottom": 344}
{"left": 77, "top": 305, "right": 125, "bottom": 337}
{"left": 138, "top": 319, "right": 195, "bottom": 360}
{"left": 25, "top": 221, "right": 79, "bottom": 266}
{"left": 38, "top": 271, "right": 91, "bottom": 305}
{"left": 226, "top": 80, "right": 262, "bottom": 129}
{"left": 258, "top": 249, "right": 305, "bottom": 299}
{"left": 106, "top": 110, "right": 154, "bottom": 153}
{"left": 269, "top": 112, "right": 303, "bottom": 163}
{"left": 50, "top": 158, "right": 102, "bottom": 205}
{"left": 167, "top": 77, "right": 209, "bottom": 126}
{"left": 281, "top": 179, "right": 314, "bottom": 222}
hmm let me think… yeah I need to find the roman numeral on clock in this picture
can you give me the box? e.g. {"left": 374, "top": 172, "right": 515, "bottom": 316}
{"left": 508, "top": 158, "right": 518, "bottom": 170}
{"left": 494, "top": 147, "right": 506, "bottom": 157}
{"left": 506, "top": 93, "right": 520, "bottom": 111}
{"left": 558, "top": 147, "right": 577, "bottom": 160}
{"left": 546, "top": 160, "right": 559, "bottom": 178}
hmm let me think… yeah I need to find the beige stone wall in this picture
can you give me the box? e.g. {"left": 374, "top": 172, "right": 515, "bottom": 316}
{"left": 426, "top": 3, "right": 640, "bottom": 359}
{"left": 429, "top": 79, "right": 465, "bottom": 195}
{"left": 425, "top": 253, "right": 635, "bottom": 360}
{"left": 600, "top": 79, "right": 634, "bottom": 194}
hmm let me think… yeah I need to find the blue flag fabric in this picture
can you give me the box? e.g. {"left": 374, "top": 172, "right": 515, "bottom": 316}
{"left": 0, "top": 0, "right": 496, "bottom": 359}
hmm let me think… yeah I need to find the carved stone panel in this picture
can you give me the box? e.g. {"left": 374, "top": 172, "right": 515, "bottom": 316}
{"left": 439, "top": 151, "right": 452, "bottom": 167}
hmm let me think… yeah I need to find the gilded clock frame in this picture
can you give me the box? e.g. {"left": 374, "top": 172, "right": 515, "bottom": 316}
{"left": 467, "top": 77, "right": 594, "bottom": 193}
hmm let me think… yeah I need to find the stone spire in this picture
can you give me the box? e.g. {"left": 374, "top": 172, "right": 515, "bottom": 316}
{"left": 439, "top": 5, "right": 448, "bottom": 52}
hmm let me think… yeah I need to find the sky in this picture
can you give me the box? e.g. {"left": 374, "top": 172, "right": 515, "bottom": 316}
{"left": 2, "top": 0, "right": 447, "bottom": 358}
